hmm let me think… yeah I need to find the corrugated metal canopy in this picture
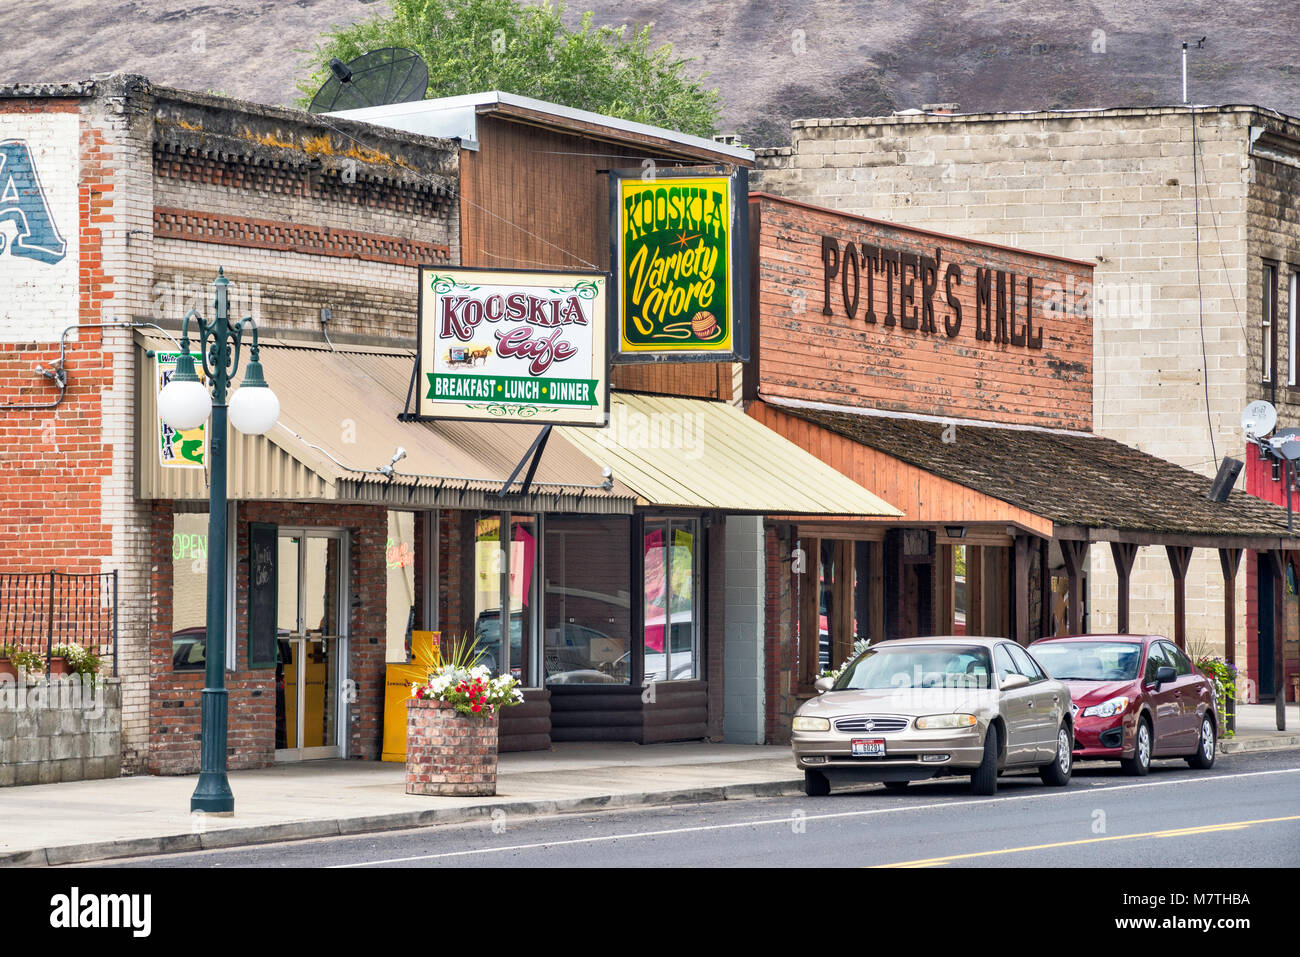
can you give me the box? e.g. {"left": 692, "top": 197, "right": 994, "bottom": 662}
{"left": 136, "top": 333, "right": 632, "bottom": 514}
{"left": 558, "top": 393, "right": 902, "bottom": 516}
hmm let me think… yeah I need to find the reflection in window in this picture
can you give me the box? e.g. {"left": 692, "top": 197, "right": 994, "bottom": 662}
{"left": 472, "top": 513, "right": 537, "bottom": 680}
{"left": 643, "top": 519, "right": 697, "bottom": 681}
{"left": 172, "top": 512, "right": 208, "bottom": 671}
{"left": 386, "top": 511, "right": 416, "bottom": 662}
{"left": 544, "top": 516, "right": 631, "bottom": 685}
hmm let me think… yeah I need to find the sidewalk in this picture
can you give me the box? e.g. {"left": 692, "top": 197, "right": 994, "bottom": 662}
{"left": 0, "top": 741, "right": 802, "bottom": 867}
{"left": 2, "top": 704, "right": 1296, "bottom": 868}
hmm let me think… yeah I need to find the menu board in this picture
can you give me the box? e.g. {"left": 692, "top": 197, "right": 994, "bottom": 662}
{"left": 247, "top": 522, "right": 278, "bottom": 669}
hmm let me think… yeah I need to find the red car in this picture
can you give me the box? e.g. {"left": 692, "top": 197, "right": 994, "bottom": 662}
{"left": 1028, "top": 634, "right": 1218, "bottom": 775}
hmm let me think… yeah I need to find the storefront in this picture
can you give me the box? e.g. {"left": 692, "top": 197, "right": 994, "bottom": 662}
{"left": 739, "top": 192, "right": 1300, "bottom": 740}
{"left": 139, "top": 330, "right": 898, "bottom": 768}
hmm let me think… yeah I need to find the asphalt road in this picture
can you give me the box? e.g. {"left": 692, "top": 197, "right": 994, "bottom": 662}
{"left": 102, "top": 750, "right": 1300, "bottom": 868}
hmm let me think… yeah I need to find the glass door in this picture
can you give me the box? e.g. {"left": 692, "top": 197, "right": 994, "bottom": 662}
{"left": 275, "top": 529, "right": 348, "bottom": 761}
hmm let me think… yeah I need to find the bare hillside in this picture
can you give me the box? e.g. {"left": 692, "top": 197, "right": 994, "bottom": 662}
{"left": 3, "top": 1, "right": 1299, "bottom": 145}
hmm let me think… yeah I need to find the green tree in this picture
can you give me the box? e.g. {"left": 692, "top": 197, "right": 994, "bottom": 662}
{"left": 298, "top": 0, "right": 722, "bottom": 137}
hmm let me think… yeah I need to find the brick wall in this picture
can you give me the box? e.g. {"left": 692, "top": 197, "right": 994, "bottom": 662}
{"left": 147, "top": 500, "right": 388, "bottom": 774}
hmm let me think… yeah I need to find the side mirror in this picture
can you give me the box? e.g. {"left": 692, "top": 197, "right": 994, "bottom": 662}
{"left": 1152, "top": 665, "right": 1177, "bottom": 688}
{"left": 814, "top": 676, "right": 834, "bottom": 694}
{"left": 1000, "top": 673, "right": 1030, "bottom": 691}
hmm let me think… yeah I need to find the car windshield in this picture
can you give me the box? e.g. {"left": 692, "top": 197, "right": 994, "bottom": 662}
{"left": 833, "top": 645, "right": 993, "bottom": 691}
{"left": 1030, "top": 641, "right": 1142, "bottom": 681}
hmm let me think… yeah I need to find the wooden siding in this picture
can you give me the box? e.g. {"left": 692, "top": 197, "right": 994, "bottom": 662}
{"left": 460, "top": 115, "right": 732, "bottom": 399}
{"left": 748, "top": 402, "right": 1055, "bottom": 538}
{"left": 751, "top": 193, "right": 1093, "bottom": 429}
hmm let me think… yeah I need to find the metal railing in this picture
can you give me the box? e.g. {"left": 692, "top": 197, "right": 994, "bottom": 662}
{"left": 0, "top": 571, "right": 118, "bottom": 675}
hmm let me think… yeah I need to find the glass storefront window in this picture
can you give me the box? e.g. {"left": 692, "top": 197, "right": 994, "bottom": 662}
{"left": 385, "top": 511, "right": 417, "bottom": 662}
{"left": 172, "top": 511, "right": 208, "bottom": 671}
{"left": 544, "top": 516, "right": 631, "bottom": 685}
{"left": 472, "top": 513, "right": 537, "bottom": 680}
{"left": 643, "top": 519, "right": 698, "bottom": 681}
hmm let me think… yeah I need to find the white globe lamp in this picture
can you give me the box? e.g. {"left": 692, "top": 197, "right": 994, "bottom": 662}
{"left": 228, "top": 356, "right": 280, "bottom": 436}
{"left": 157, "top": 353, "right": 212, "bottom": 431}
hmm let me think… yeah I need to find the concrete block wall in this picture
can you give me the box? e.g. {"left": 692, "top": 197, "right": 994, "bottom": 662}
{"left": 723, "top": 515, "right": 765, "bottom": 744}
{"left": 756, "top": 106, "right": 1264, "bottom": 656}
{"left": 0, "top": 677, "right": 122, "bottom": 786}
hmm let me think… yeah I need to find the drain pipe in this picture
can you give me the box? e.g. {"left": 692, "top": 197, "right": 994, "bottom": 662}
{"left": 0, "top": 320, "right": 181, "bottom": 412}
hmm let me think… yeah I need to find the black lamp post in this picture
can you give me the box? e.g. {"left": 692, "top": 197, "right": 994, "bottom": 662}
{"left": 158, "top": 268, "right": 280, "bottom": 814}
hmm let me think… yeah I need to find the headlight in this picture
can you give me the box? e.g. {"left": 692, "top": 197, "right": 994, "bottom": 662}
{"left": 915, "top": 714, "right": 978, "bottom": 730}
{"left": 1082, "top": 696, "right": 1130, "bottom": 718}
{"left": 792, "top": 716, "right": 831, "bottom": 732}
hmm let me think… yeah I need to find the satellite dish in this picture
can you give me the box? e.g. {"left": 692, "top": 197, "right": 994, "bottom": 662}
{"left": 1242, "top": 399, "right": 1278, "bottom": 440}
{"left": 1271, "top": 426, "right": 1300, "bottom": 461}
{"left": 308, "top": 48, "right": 429, "bottom": 114}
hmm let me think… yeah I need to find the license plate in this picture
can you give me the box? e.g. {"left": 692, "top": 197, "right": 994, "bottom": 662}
{"left": 851, "top": 738, "right": 886, "bottom": 757}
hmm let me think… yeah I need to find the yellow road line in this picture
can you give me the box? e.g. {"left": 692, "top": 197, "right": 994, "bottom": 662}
{"left": 873, "top": 814, "right": 1300, "bottom": 868}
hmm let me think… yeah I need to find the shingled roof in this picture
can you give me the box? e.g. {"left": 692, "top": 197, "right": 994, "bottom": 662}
{"left": 781, "top": 403, "right": 1300, "bottom": 548}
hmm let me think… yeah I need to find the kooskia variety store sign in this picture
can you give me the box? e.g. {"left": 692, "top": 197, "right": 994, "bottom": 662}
{"left": 611, "top": 167, "right": 748, "bottom": 362}
{"left": 417, "top": 267, "right": 609, "bottom": 425}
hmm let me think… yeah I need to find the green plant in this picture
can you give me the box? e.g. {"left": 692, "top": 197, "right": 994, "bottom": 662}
{"left": 1195, "top": 654, "right": 1237, "bottom": 738}
{"left": 51, "top": 643, "right": 102, "bottom": 686}
{"left": 411, "top": 634, "right": 523, "bottom": 717}
{"left": 297, "top": 0, "right": 723, "bottom": 137}
{"left": 8, "top": 649, "right": 45, "bottom": 673}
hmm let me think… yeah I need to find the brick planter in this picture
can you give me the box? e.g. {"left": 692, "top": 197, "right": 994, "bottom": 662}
{"left": 405, "top": 698, "right": 500, "bottom": 797}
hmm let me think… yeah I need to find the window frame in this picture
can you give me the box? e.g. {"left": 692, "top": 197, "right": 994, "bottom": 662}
{"left": 642, "top": 515, "right": 701, "bottom": 683}
{"left": 1263, "top": 260, "right": 1279, "bottom": 386}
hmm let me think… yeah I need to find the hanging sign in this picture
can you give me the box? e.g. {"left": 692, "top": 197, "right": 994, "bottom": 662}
{"left": 416, "top": 266, "right": 609, "bottom": 426}
{"left": 609, "top": 165, "right": 749, "bottom": 363}
{"left": 156, "top": 351, "right": 207, "bottom": 469}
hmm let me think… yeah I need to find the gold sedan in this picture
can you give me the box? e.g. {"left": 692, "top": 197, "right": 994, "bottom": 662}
{"left": 792, "top": 636, "right": 1074, "bottom": 796}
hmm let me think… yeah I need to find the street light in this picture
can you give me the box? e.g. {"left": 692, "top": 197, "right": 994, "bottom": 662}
{"left": 158, "top": 267, "right": 279, "bottom": 814}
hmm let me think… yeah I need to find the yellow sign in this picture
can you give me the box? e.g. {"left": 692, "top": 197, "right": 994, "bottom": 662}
{"left": 382, "top": 630, "right": 441, "bottom": 763}
{"left": 613, "top": 169, "right": 745, "bottom": 360}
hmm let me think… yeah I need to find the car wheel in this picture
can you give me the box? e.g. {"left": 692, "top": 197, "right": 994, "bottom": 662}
{"left": 881, "top": 780, "right": 909, "bottom": 791}
{"left": 970, "top": 724, "right": 999, "bottom": 796}
{"left": 1186, "top": 715, "right": 1216, "bottom": 770}
{"left": 1120, "top": 717, "right": 1152, "bottom": 776}
{"left": 804, "top": 769, "right": 831, "bottom": 797}
{"left": 1038, "top": 724, "right": 1073, "bottom": 786}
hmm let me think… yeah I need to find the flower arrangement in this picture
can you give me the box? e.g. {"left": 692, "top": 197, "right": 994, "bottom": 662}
{"left": 51, "top": 643, "right": 102, "bottom": 686}
{"left": 7, "top": 649, "right": 45, "bottom": 673}
{"left": 1195, "top": 654, "right": 1237, "bottom": 737}
{"left": 410, "top": 634, "right": 523, "bottom": 718}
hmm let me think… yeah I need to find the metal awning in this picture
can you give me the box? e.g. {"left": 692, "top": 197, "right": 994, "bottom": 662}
{"left": 558, "top": 393, "right": 902, "bottom": 516}
{"left": 135, "top": 333, "right": 633, "bottom": 513}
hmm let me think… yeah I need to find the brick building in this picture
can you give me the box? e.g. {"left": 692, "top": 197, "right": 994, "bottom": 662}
{"left": 754, "top": 104, "right": 1300, "bottom": 704}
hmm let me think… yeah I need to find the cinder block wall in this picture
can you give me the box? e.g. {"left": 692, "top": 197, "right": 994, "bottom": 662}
{"left": 756, "top": 107, "right": 1260, "bottom": 656}
{"left": 723, "top": 515, "right": 765, "bottom": 743}
{"left": 0, "top": 678, "right": 122, "bottom": 787}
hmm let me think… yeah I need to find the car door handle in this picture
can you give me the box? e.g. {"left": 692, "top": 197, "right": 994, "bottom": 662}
{"left": 1026, "top": 699, "right": 1034, "bottom": 708}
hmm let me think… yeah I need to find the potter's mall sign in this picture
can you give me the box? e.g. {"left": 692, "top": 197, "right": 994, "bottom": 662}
{"left": 818, "top": 235, "right": 1087, "bottom": 350}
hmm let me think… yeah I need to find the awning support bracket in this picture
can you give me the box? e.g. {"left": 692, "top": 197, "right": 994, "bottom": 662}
{"left": 498, "top": 424, "right": 553, "bottom": 498}
{"left": 397, "top": 359, "right": 420, "bottom": 422}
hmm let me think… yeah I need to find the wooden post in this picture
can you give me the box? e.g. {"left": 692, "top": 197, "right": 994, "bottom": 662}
{"left": 832, "top": 540, "right": 854, "bottom": 667}
{"left": 1217, "top": 547, "right": 1242, "bottom": 736}
{"left": 967, "top": 545, "right": 984, "bottom": 637}
{"left": 1059, "top": 539, "right": 1088, "bottom": 636}
{"left": 1166, "top": 546, "right": 1193, "bottom": 651}
{"left": 799, "top": 536, "right": 820, "bottom": 687}
{"left": 869, "top": 540, "right": 885, "bottom": 644}
{"left": 1040, "top": 537, "right": 1052, "bottom": 638}
{"left": 1014, "top": 536, "right": 1031, "bottom": 646}
{"left": 1110, "top": 542, "right": 1139, "bottom": 634}
{"left": 935, "top": 543, "right": 955, "bottom": 635}
{"left": 1272, "top": 550, "right": 1288, "bottom": 732}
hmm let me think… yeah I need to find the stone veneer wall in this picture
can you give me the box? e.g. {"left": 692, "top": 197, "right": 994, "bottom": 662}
{"left": 0, "top": 677, "right": 121, "bottom": 786}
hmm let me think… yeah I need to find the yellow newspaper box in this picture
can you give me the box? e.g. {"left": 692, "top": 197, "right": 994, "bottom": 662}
{"left": 382, "top": 630, "right": 441, "bottom": 763}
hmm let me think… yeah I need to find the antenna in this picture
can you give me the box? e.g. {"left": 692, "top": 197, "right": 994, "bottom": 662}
{"left": 308, "top": 48, "right": 430, "bottom": 114}
{"left": 1242, "top": 399, "right": 1277, "bottom": 442}
{"left": 1182, "top": 36, "right": 1206, "bottom": 104}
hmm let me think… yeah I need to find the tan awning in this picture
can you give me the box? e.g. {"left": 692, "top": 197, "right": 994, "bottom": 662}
{"left": 135, "top": 333, "right": 633, "bottom": 514}
{"left": 557, "top": 392, "right": 902, "bottom": 516}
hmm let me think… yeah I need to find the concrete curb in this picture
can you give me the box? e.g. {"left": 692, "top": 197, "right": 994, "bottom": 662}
{"left": 0, "top": 778, "right": 806, "bottom": 868}
{"left": 1220, "top": 735, "right": 1300, "bottom": 754}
